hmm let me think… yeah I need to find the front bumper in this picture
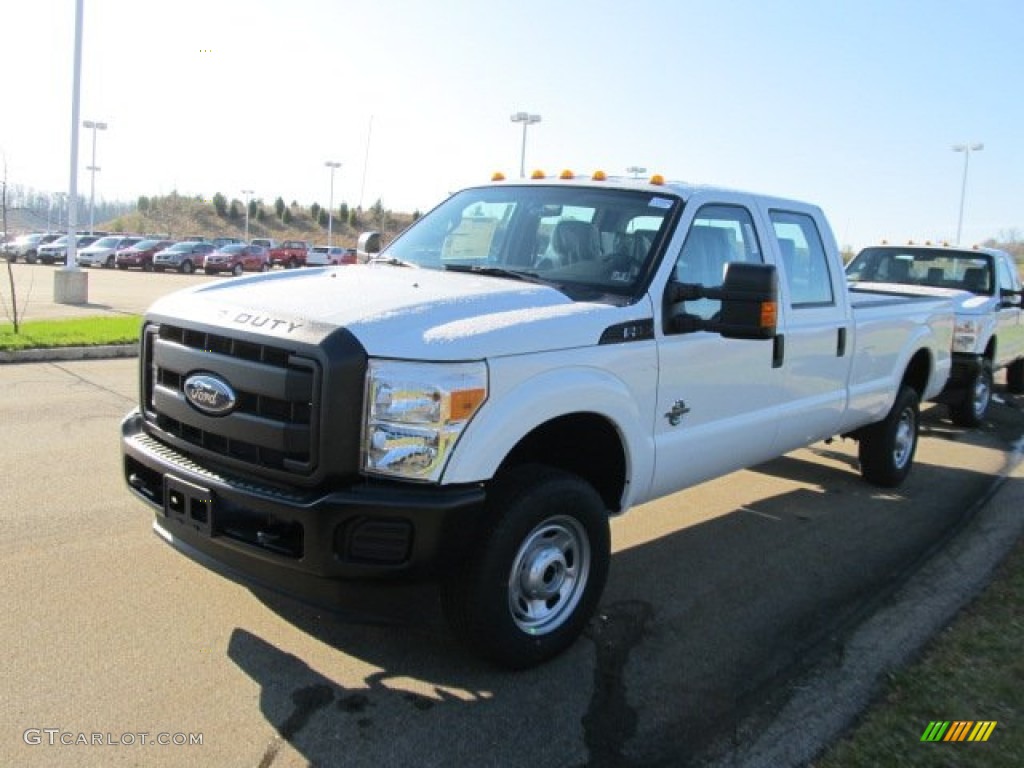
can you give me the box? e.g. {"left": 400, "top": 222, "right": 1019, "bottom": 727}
{"left": 121, "top": 411, "right": 486, "bottom": 607}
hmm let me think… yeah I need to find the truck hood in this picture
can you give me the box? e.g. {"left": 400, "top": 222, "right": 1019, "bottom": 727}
{"left": 146, "top": 265, "right": 638, "bottom": 359}
{"left": 851, "top": 281, "right": 995, "bottom": 316}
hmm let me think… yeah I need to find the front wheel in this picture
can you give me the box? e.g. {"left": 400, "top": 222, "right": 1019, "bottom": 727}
{"left": 859, "top": 384, "right": 920, "bottom": 488}
{"left": 231, "top": 263, "right": 244, "bottom": 276}
{"left": 180, "top": 260, "right": 194, "bottom": 274}
{"left": 1007, "top": 359, "right": 1024, "bottom": 394}
{"left": 950, "top": 359, "right": 992, "bottom": 427}
{"left": 441, "top": 465, "right": 610, "bottom": 669}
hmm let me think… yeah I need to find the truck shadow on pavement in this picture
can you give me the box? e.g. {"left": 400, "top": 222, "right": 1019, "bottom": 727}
{"left": 225, "top": 437, "right": 1020, "bottom": 767}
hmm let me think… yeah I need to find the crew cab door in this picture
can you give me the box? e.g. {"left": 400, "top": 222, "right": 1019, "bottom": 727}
{"left": 650, "top": 202, "right": 787, "bottom": 498}
{"left": 766, "top": 208, "right": 851, "bottom": 452}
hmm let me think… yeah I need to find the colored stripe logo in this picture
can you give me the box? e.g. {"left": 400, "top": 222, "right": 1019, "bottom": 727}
{"left": 920, "top": 721, "right": 997, "bottom": 742}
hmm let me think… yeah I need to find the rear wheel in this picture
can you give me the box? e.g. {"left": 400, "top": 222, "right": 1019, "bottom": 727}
{"left": 950, "top": 359, "right": 992, "bottom": 427}
{"left": 1007, "top": 359, "right": 1024, "bottom": 394}
{"left": 442, "top": 465, "right": 610, "bottom": 669}
{"left": 859, "top": 384, "right": 919, "bottom": 487}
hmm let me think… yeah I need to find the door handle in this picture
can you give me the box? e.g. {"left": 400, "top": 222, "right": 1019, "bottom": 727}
{"left": 664, "top": 400, "right": 691, "bottom": 426}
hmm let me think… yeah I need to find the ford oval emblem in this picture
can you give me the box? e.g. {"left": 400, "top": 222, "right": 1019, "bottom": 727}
{"left": 183, "top": 373, "right": 237, "bottom": 416}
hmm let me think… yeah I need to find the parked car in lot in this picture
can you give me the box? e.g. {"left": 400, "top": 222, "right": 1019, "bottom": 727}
{"left": 115, "top": 239, "right": 175, "bottom": 271}
{"left": 76, "top": 235, "right": 144, "bottom": 268}
{"left": 211, "top": 236, "right": 243, "bottom": 248}
{"left": 3, "top": 232, "right": 60, "bottom": 262}
{"left": 269, "top": 239, "right": 311, "bottom": 268}
{"left": 306, "top": 245, "right": 356, "bottom": 266}
{"left": 153, "top": 241, "right": 216, "bottom": 273}
{"left": 203, "top": 243, "right": 270, "bottom": 275}
{"left": 37, "top": 234, "right": 101, "bottom": 264}
{"left": 846, "top": 242, "right": 1024, "bottom": 425}
{"left": 250, "top": 238, "right": 278, "bottom": 250}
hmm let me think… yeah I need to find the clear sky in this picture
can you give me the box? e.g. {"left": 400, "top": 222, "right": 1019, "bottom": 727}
{"left": 3, "top": 0, "right": 1021, "bottom": 249}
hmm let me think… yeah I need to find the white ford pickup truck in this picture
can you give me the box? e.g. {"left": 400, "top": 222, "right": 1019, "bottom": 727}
{"left": 121, "top": 173, "right": 955, "bottom": 668}
{"left": 846, "top": 243, "right": 1024, "bottom": 426}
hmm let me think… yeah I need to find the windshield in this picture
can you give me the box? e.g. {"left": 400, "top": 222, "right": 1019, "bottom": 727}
{"left": 91, "top": 237, "right": 122, "bottom": 248}
{"left": 220, "top": 244, "right": 245, "bottom": 253}
{"left": 380, "top": 184, "right": 679, "bottom": 301}
{"left": 847, "top": 247, "right": 994, "bottom": 295}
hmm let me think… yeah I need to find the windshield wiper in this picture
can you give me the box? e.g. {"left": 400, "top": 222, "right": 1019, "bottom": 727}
{"left": 370, "top": 254, "right": 417, "bottom": 268}
{"left": 444, "top": 264, "right": 543, "bottom": 282}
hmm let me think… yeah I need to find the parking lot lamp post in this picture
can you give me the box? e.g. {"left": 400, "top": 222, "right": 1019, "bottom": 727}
{"left": 952, "top": 143, "right": 983, "bottom": 244}
{"left": 83, "top": 120, "right": 107, "bottom": 234}
{"left": 324, "top": 161, "right": 342, "bottom": 247}
{"left": 510, "top": 112, "right": 541, "bottom": 178}
{"left": 241, "top": 189, "right": 254, "bottom": 242}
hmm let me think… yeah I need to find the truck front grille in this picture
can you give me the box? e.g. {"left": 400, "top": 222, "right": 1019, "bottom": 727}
{"left": 142, "top": 323, "right": 320, "bottom": 477}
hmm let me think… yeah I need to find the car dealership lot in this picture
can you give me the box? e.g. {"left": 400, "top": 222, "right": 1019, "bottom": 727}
{"left": 1, "top": 353, "right": 1021, "bottom": 767}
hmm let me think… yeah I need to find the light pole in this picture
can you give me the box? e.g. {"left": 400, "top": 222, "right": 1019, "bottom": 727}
{"left": 325, "top": 161, "right": 341, "bottom": 247}
{"left": 510, "top": 111, "right": 541, "bottom": 178}
{"left": 952, "top": 143, "right": 983, "bottom": 244}
{"left": 241, "top": 188, "right": 254, "bottom": 242}
{"left": 626, "top": 165, "right": 647, "bottom": 179}
{"left": 83, "top": 119, "right": 107, "bottom": 234}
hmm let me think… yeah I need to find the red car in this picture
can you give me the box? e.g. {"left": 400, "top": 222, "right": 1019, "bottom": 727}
{"left": 115, "top": 239, "right": 175, "bottom": 271}
{"left": 203, "top": 244, "right": 271, "bottom": 276}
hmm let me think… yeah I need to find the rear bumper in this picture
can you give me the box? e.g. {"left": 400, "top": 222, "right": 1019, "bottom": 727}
{"left": 121, "top": 411, "right": 486, "bottom": 607}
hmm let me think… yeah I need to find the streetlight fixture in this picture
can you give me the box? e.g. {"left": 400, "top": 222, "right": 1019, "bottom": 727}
{"left": 83, "top": 119, "right": 107, "bottom": 234}
{"left": 626, "top": 166, "right": 647, "bottom": 179}
{"left": 952, "top": 142, "right": 983, "bottom": 244}
{"left": 325, "top": 161, "right": 342, "bottom": 247}
{"left": 241, "top": 188, "right": 254, "bottom": 242}
{"left": 510, "top": 111, "right": 541, "bottom": 178}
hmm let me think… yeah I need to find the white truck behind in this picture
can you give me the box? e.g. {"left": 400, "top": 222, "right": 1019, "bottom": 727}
{"left": 121, "top": 173, "right": 954, "bottom": 668}
{"left": 846, "top": 243, "right": 1024, "bottom": 426}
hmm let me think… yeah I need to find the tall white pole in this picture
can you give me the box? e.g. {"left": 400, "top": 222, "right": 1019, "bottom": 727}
{"left": 66, "top": 0, "right": 84, "bottom": 270}
{"left": 325, "top": 161, "right": 341, "bottom": 247}
{"left": 952, "top": 143, "right": 983, "bottom": 245}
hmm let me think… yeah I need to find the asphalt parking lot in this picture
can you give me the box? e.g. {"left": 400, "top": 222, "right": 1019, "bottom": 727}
{"left": 2, "top": 265, "right": 1023, "bottom": 767}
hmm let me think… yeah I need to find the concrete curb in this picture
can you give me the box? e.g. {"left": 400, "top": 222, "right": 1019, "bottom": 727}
{"left": 0, "top": 343, "right": 138, "bottom": 364}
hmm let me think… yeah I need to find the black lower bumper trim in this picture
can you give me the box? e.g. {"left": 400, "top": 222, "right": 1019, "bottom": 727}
{"left": 121, "top": 412, "right": 486, "bottom": 608}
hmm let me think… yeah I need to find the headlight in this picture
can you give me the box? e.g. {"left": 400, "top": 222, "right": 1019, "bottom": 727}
{"left": 953, "top": 318, "right": 981, "bottom": 353}
{"left": 362, "top": 359, "right": 487, "bottom": 482}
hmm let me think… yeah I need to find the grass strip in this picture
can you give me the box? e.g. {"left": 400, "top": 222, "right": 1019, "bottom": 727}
{"left": 813, "top": 536, "right": 1024, "bottom": 766}
{"left": 0, "top": 315, "right": 142, "bottom": 351}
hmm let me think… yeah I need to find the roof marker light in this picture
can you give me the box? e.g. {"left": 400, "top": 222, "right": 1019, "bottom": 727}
{"left": 559, "top": 169, "right": 574, "bottom": 179}
{"left": 649, "top": 174, "right": 665, "bottom": 185}
{"left": 592, "top": 170, "right": 608, "bottom": 181}
{"left": 531, "top": 169, "right": 546, "bottom": 179}
{"left": 491, "top": 171, "right": 506, "bottom": 181}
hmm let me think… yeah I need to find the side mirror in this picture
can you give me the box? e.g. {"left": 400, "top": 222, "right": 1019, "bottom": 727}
{"left": 1001, "top": 291, "right": 1021, "bottom": 308}
{"left": 667, "top": 262, "right": 778, "bottom": 339}
{"left": 357, "top": 231, "right": 382, "bottom": 260}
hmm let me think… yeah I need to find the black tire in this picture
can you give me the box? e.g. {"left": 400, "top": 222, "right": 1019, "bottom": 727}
{"left": 1007, "top": 359, "right": 1024, "bottom": 394}
{"left": 143, "top": 261, "right": 153, "bottom": 272}
{"left": 859, "top": 384, "right": 920, "bottom": 488}
{"left": 231, "top": 263, "right": 244, "bottom": 277}
{"left": 180, "top": 260, "right": 194, "bottom": 275}
{"left": 105, "top": 254, "right": 115, "bottom": 268}
{"left": 441, "top": 465, "right": 610, "bottom": 669}
{"left": 950, "top": 359, "right": 993, "bottom": 427}
{"left": 116, "top": 264, "right": 127, "bottom": 270}
{"left": 287, "top": 257, "right": 298, "bottom": 269}
{"left": 260, "top": 262, "right": 270, "bottom": 272}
